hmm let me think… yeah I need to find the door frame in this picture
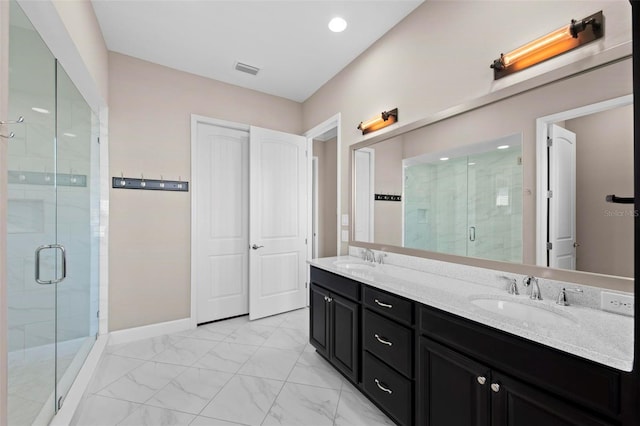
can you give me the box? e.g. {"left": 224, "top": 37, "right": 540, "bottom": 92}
{"left": 312, "top": 156, "right": 319, "bottom": 258}
{"left": 304, "top": 114, "right": 342, "bottom": 306}
{"left": 535, "top": 95, "right": 633, "bottom": 267}
{"left": 190, "top": 114, "right": 250, "bottom": 328}
{"left": 354, "top": 148, "right": 375, "bottom": 243}
{"left": 304, "top": 113, "right": 342, "bottom": 258}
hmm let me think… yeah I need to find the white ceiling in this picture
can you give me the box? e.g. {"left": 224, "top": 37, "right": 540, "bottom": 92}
{"left": 91, "top": 0, "right": 423, "bottom": 102}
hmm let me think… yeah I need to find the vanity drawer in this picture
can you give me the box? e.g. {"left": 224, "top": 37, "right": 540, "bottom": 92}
{"left": 363, "top": 309, "right": 413, "bottom": 377}
{"left": 419, "top": 305, "right": 621, "bottom": 418}
{"left": 363, "top": 351, "right": 412, "bottom": 426}
{"left": 364, "top": 285, "right": 414, "bottom": 325}
{"left": 310, "top": 266, "right": 360, "bottom": 302}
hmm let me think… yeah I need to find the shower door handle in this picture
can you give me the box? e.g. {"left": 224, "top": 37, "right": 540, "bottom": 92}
{"left": 35, "top": 244, "right": 67, "bottom": 285}
{"left": 469, "top": 226, "right": 476, "bottom": 242}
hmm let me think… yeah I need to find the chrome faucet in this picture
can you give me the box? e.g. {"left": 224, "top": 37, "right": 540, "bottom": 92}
{"left": 556, "top": 287, "right": 583, "bottom": 306}
{"left": 361, "top": 248, "right": 375, "bottom": 262}
{"left": 523, "top": 276, "right": 542, "bottom": 300}
{"left": 376, "top": 252, "right": 387, "bottom": 264}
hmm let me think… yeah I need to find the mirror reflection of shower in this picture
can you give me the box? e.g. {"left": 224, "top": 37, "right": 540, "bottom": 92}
{"left": 403, "top": 134, "right": 523, "bottom": 263}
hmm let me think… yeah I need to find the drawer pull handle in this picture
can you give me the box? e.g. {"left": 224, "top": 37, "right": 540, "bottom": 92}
{"left": 374, "top": 378, "right": 393, "bottom": 394}
{"left": 477, "top": 376, "right": 486, "bottom": 385}
{"left": 491, "top": 383, "right": 500, "bottom": 393}
{"left": 374, "top": 299, "right": 393, "bottom": 308}
{"left": 374, "top": 334, "right": 393, "bottom": 346}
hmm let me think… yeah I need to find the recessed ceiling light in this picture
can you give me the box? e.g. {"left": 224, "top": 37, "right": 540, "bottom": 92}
{"left": 328, "top": 17, "right": 347, "bottom": 33}
{"left": 440, "top": 157, "right": 449, "bottom": 161}
{"left": 497, "top": 145, "right": 510, "bottom": 150}
{"left": 63, "top": 132, "right": 77, "bottom": 138}
{"left": 32, "top": 107, "right": 50, "bottom": 114}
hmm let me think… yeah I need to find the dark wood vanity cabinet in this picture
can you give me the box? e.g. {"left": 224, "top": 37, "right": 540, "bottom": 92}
{"left": 308, "top": 266, "right": 628, "bottom": 426}
{"left": 362, "top": 287, "right": 416, "bottom": 426}
{"left": 309, "top": 268, "right": 360, "bottom": 383}
{"left": 418, "top": 337, "right": 614, "bottom": 426}
{"left": 418, "top": 304, "right": 621, "bottom": 426}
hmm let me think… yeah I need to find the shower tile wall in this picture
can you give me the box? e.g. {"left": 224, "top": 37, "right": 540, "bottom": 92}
{"left": 7, "top": 138, "right": 94, "bottom": 356}
{"left": 7, "top": 68, "right": 97, "bottom": 362}
{"left": 404, "top": 148, "right": 522, "bottom": 263}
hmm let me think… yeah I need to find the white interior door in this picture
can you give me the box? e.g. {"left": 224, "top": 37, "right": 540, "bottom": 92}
{"left": 249, "top": 126, "right": 307, "bottom": 320}
{"left": 354, "top": 148, "right": 375, "bottom": 242}
{"left": 548, "top": 124, "right": 577, "bottom": 270}
{"left": 195, "top": 122, "right": 249, "bottom": 323}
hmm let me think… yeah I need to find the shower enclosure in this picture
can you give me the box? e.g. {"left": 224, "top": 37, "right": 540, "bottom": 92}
{"left": 403, "top": 138, "right": 523, "bottom": 263}
{"left": 7, "top": 1, "right": 100, "bottom": 424}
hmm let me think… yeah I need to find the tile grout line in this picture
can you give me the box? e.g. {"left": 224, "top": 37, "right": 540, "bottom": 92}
{"left": 257, "top": 317, "right": 308, "bottom": 426}
{"left": 77, "top": 308, "right": 311, "bottom": 425}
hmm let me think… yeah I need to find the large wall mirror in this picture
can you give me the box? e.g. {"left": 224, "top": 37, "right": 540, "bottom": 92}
{"left": 351, "top": 57, "right": 633, "bottom": 289}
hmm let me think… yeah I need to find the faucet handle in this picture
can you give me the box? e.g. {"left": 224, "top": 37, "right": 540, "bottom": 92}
{"left": 556, "top": 287, "right": 583, "bottom": 306}
{"left": 499, "top": 276, "right": 518, "bottom": 295}
{"left": 361, "top": 248, "right": 368, "bottom": 261}
{"left": 376, "top": 253, "right": 387, "bottom": 264}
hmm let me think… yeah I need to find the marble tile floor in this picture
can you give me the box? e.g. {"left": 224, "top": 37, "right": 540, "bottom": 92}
{"left": 8, "top": 342, "right": 81, "bottom": 426}
{"left": 71, "top": 308, "right": 395, "bottom": 426}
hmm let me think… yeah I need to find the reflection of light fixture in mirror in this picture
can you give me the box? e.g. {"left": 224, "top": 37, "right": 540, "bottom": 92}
{"left": 490, "top": 11, "right": 603, "bottom": 80}
{"left": 357, "top": 108, "right": 398, "bottom": 135}
{"left": 497, "top": 145, "right": 510, "bottom": 150}
{"left": 468, "top": 162, "right": 476, "bottom": 166}
{"left": 32, "top": 107, "right": 50, "bottom": 114}
{"left": 63, "top": 132, "right": 77, "bottom": 138}
{"left": 440, "top": 157, "right": 449, "bottom": 161}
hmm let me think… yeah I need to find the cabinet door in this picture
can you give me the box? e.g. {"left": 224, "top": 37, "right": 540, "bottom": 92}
{"left": 330, "top": 293, "right": 360, "bottom": 383}
{"left": 491, "top": 372, "right": 615, "bottom": 426}
{"left": 309, "top": 284, "right": 329, "bottom": 358}
{"left": 419, "top": 337, "right": 490, "bottom": 426}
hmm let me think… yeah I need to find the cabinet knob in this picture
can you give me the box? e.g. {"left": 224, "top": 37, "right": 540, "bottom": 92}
{"left": 491, "top": 383, "right": 500, "bottom": 393}
{"left": 476, "top": 376, "right": 486, "bottom": 385}
{"left": 327, "top": 297, "right": 332, "bottom": 303}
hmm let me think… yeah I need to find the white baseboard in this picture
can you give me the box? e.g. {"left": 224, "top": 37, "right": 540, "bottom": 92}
{"left": 107, "top": 318, "right": 194, "bottom": 347}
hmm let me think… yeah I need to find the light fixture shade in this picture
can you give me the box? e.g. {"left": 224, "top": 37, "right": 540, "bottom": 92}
{"left": 357, "top": 108, "right": 398, "bottom": 135}
{"left": 490, "top": 11, "right": 604, "bottom": 80}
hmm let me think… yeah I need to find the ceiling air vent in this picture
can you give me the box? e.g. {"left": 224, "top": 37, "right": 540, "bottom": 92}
{"left": 234, "top": 62, "right": 260, "bottom": 76}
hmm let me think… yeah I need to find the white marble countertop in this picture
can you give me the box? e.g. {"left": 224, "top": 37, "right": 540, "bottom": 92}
{"left": 309, "top": 255, "right": 634, "bottom": 372}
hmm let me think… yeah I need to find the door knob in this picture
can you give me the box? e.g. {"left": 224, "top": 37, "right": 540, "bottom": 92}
{"left": 251, "top": 244, "right": 264, "bottom": 250}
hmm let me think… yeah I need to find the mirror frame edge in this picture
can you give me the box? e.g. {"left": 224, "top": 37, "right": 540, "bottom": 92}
{"left": 348, "top": 43, "right": 634, "bottom": 294}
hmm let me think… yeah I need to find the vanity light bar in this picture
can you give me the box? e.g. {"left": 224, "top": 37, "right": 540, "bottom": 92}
{"left": 357, "top": 108, "right": 398, "bottom": 135}
{"left": 490, "top": 11, "right": 603, "bottom": 80}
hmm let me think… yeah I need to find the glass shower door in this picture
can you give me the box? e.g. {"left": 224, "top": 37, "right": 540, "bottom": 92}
{"left": 7, "top": 2, "right": 100, "bottom": 423}
{"left": 466, "top": 147, "right": 523, "bottom": 263}
{"left": 7, "top": 1, "right": 58, "bottom": 423}
{"left": 54, "top": 62, "right": 100, "bottom": 409}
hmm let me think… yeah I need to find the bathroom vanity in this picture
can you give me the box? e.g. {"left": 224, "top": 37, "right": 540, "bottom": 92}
{"left": 308, "top": 257, "right": 634, "bottom": 426}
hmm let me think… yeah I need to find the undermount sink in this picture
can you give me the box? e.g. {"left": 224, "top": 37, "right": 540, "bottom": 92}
{"left": 333, "top": 260, "right": 376, "bottom": 270}
{"left": 470, "top": 297, "right": 576, "bottom": 327}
